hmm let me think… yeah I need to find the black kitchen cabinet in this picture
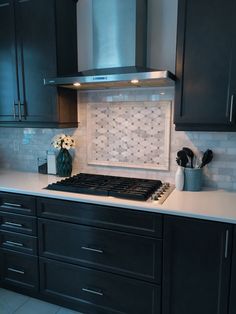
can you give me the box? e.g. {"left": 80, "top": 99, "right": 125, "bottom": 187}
{"left": 0, "top": 192, "right": 38, "bottom": 295}
{"left": 162, "top": 215, "right": 232, "bottom": 314}
{"left": 174, "top": 0, "right": 236, "bottom": 131}
{"left": 1, "top": 191, "right": 236, "bottom": 314}
{"left": 38, "top": 218, "right": 162, "bottom": 283}
{"left": 0, "top": 0, "right": 78, "bottom": 128}
{"left": 40, "top": 257, "right": 161, "bottom": 314}
{"left": 37, "top": 197, "right": 163, "bottom": 313}
{"left": 229, "top": 227, "right": 236, "bottom": 314}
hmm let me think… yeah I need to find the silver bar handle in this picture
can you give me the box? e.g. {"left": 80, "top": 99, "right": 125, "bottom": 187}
{"left": 4, "top": 240, "right": 23, "bottom": 247}
{"left": 3, "top": 202, "right": 22, "bottom": 208}
{"left": 230, "top": 95, "right": 234, "bottom": 123}
{"left": 225, "top": 229, "right": 229, "bottom": 259}
{"left": 4, "top": 221, "right": 23, "bottom": 228}
{"left": 81, "top": 246, "right": 103, "bottom": 254}
{"left": 82, "top": 287, "right": 104, "bottom": 296}
{"left": 13, "top": 103, "right": 17, "bottom": 120}
{"left": 7, "top": 267, "right": 25, "bottom": 275}
{"left": 18, "top": 100, "right": 22, "bottom": 121}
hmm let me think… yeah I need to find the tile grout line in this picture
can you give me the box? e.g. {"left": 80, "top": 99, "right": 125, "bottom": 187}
{"left": 12, "top": 296, "right": 30, "bottom": 314}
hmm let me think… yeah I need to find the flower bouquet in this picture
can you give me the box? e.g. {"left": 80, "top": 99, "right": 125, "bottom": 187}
{"left": 52, "top": 134, "right": 75, "bottom": 177}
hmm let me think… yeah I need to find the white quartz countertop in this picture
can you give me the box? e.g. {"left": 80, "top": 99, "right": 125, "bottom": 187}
{"left": 0, "top": 170, "right": 236, "bottom": 224}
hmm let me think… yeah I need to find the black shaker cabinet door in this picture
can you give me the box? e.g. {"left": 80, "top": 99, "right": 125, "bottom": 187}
{"left": 0, "top": 0, "right": 78, "bottom": 127}
{"left": 15, "top": 0, "right": 58, "bottom": 123}
{"left": 174, "top": 0, "right": 236, "bottom": 131}
{"left": 0, "top": 0, "right": 18, "bottom": 121}
{"left": 229, "top": 227, "right": 236, "bottom": 314}
{"left": 162, "top": 216, "right": 232, "bottom": 314}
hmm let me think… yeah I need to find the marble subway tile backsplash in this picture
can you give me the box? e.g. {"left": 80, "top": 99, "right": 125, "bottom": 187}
{"left": 0, "top": 87, "right": 236, "bottom": 190}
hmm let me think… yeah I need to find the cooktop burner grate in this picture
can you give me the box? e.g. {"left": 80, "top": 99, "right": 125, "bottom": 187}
{"left": 46, "top": 173, "right": 162, "bottom": 201}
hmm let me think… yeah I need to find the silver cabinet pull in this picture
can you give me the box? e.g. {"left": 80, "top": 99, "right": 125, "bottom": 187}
{"left": 225, "top": 229, "right": 229, "bottom": 259}
{"left": 18, "top": 100, "right": 22, "bottom": 121}
{"left": 4, "top": 240, "right": 23, "bottom": 247}
{"left": 82, "top": 287, "right": 104, "bottom": 296}
{"left": 81, "top": 246, "right": 103, "bottom": 254}
{"left": 7, "top": 267, "right": 25, "bottom": 275}
{"left": 230, "top": 95, "right": 234, "bottom": 123}
{"left": 13, "top": 103, "right": 17, "bottom": 120}
{"left": 4, "top": 222, "right": 23, "bottom": 228}
{"left": 3, "top": 202, "right": 22, "bottom": 208}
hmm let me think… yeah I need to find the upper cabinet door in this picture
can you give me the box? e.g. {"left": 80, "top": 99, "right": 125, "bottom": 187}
{"left": 15, "top": 0, "right": 58, "bottom": 122}
{"left": 0, "top": 0, "right": 78, "bottom": 128}
{"left": 0, "top": 0, "right": 18, "bottom": 121}
{"left": 174, "top": 0, "right": 235, "bottom": 131}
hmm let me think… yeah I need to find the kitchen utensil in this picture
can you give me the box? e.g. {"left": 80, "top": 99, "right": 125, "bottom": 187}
{"left": 177, "top": 150, "right": 188, "bottom": 167}
{"left": 200, "top": 149, "right": 213, "bottom": 168}
{"left": 176, "top": 157, "right": 181, "bottom": 166}
{"left": 182, "top": 147, "right": 194, "bottom": 168}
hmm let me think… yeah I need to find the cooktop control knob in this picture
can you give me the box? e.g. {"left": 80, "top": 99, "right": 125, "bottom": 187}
{"left": 150, "top": 183, "right": 174, "bottom": 204}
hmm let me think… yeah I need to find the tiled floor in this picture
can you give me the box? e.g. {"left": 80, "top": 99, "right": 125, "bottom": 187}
{"left": 0, "top": 288, "right": 82, "bottom": 314}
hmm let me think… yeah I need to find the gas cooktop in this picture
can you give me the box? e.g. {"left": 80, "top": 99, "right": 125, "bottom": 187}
{"left": 46, "top": 173, "right": 173, "bottom": 203}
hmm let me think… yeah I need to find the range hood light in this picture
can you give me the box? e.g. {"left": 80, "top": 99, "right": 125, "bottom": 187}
{"left": 160, "top": 92, "right": 165, "bottom": 95}
{"left": 131, "top": 79, "right": 139, "bottom": 84}
{"left": 73, "top": 82, "right": 81, "bottom": 87}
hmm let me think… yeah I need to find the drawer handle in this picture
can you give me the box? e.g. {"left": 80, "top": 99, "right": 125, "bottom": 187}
{"left": 225, "top": 229, "right": 229, "bottom": 259}
{"left": 2, "top": 202, "right": 22, "bottom": 208}
{"left": 7, "top": 267, "right": 25, "bottom": 275}
{"left": 82, "top": 287, "right": 104, "bottom": 296}
{"left": 4, "top": 240, "right": 24, "bottom": 247}
{"left": 4, "top": 222, "right": 23, "bottom": 228}
{"left": 230, "top": 95, "right": 234, "bottom": 123}
{"left": 81, "top": 246, "right": 103, "bottom": 254}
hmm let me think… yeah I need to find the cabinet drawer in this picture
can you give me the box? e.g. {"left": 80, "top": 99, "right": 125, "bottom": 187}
{"left": 0, "top": 230, "right": 37, "bottom": 255}
{"left": 0, "top": 249, "right": 38, "bottom": 291}
{"left": 0, "top": 192, "right": 36, "bottom": 216}
{"left": 0, "top": 212, "right": 37, "bottom": 235}
{"left": 37, "top": 197, "right": 162, "bottom": 238}
{"left": 38, "top": 218, "right": 162, "bottom": 283}
{"left": 40, "top": 257, "right": 161, "bottom": 314}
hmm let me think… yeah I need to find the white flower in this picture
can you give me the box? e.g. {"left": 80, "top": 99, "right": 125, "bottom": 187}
{"left": 51, "top": 134, "right": 75, "bottom": 150}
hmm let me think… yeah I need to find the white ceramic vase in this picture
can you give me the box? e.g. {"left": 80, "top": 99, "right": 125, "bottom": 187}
{"left": 175, "top": 166, "right": 184, "bottom": 191}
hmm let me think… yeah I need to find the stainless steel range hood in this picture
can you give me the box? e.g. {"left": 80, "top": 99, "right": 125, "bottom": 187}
{"left": 44, "top": 0, "right": 175, "bottom": 90}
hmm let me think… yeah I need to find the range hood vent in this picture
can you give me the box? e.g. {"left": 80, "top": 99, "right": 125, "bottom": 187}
{"left": 44, "top": 0, "right": 175, "bottom": 90}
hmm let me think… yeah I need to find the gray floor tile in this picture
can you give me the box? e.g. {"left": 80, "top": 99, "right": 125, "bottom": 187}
{"left": 14, "top": 297, "right": 60, "bottom": 314}
{"left": 56, "top": 307, "right": 83, "bottom": 314}
{"left": 0, "top": 289, "right": 29, "bottom": 313}
{"left": 0, "top": 299, "right": 13, "bottom": 314}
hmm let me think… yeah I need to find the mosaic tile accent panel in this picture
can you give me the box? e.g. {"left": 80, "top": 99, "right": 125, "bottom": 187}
{"left": 87, "top": 101, "right": 171, "bottom": 170}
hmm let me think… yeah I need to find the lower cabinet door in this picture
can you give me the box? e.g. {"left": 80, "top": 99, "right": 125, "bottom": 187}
{"left": 162, "top": 216, "right": 232, "bottom": 314}
{"left": 229, "top": 227, "right": 236, "bottom": 314}
{"left": 40, "top": 257, "right": 161, "bottom": 314}
{"left": 0, "top": 249, "right": 38, "bottom": 292}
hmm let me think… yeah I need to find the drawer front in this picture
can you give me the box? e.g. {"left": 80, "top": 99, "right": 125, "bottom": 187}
{"left": 0, "top": 230, "right": 37, "bottom": 255}
{"left": 40, "top": 257, "right": 161, "bottom": 314}
{"left": 37, "top": 197, "right": 162, "bottom": 238}
{"left": 38, "top": 218, "right": 162, "bottom": 283}
{"left": 0, "top": 249, "right": 38, "bottom": 291}
{"left": 0, "top": 192, "right": 36, "bottom": 216}
{"left": 0, "top": 212, "right": 37, "bottom": 235}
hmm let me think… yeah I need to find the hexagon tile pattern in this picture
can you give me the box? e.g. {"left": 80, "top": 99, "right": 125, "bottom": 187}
{"left": 87, "top": 101, "right": 171, "bottom": 170}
